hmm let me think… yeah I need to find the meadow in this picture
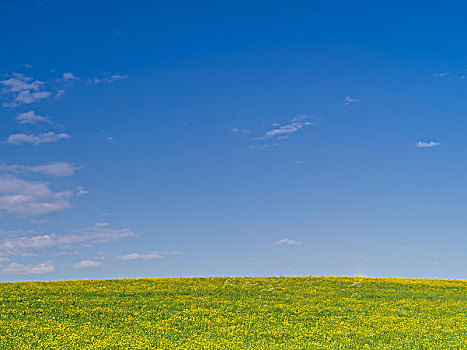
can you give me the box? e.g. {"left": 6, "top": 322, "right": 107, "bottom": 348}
{"left": 0, "top": 276, "right": 466, "bottom": 349}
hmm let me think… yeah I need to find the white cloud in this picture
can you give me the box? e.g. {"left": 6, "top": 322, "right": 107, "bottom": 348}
{"left": 62, "top": 72, "right": 77, "bottom": 81}
{"left": 74, "top": 259, "right": 101, "bottom": 269}
{"left": 0, "top": 164, "right": 23, "bottom": 173}
{"left": 275, "top": 238, "right": 302, "bottom": 246}
{"left": 265, "top": 118, "right": 312, "bottom": 138}
{"left": 93, "top": 255, "right": 107, "bottom": 260}
{"left": 1, "top": 260, "right": 54, "bottom": 275}
{"left": 344, "top": 96, "right": 359, "bottom": 105}
{"left": 1, "top": 73, "right": 40, "bottom": 92}
{"left": 2, "top": 71, "right": 127, "bottom": 106}
{"left": 232, "top": 128, "right": 251, "bottom": 134}
{"left": 91, "top": 74, "right": 128, "bottom": 84}
{"left": 76, "top": 186, "right": 89, "bottom": 197}
{"left": 0, "top": 223, "right": 136, "bottom": 257}
{"left": 16, "top": 110, "right": 51, "bottom": 124}
{"left": 1, "top": 73, "right": 51, "bottom": 107}
{"left": 30, "top": 218, "right": 48, "bottom": 224}
{"left": 30, "top": 162, "right": 81, "bottom": 177}
{"left": 254, "top": 115, "right": 312, "bottom": 141}
{"left": 77, "top": 223, "right": 136, "bottom": 243}
{"left": 416, "top": 141, "right": 440, "bottom": 148}
{"left": 433, "top": 72, "right": 449, "bottom": 77}
{"left": 104, "top": 74, "right": 128, "bottom": 83}
{"left": 0, "top": 175, "right": 72, "bottom": 217}
{"left": 0, "top": 162, "right": 82, "bottom": 177}
{"left": 7, "top": 132, "right": 71, "bottom": 145}
{"left": 13, "top": 91, "right": 51, "bottom": 105}
{"left": 55, "top": 89, "right": 66, "bottom": 99}
{"left": 118, "top": 252, "right": 164, "bottom": 261}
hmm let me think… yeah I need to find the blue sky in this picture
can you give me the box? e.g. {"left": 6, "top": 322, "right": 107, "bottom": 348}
{"left": 1, "top": 0, "right": 467, "bottom": 281}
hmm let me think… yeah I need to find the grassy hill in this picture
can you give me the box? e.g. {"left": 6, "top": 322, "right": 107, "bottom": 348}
{"left": 1, "top": 276, "right": 466, "bottom": 349}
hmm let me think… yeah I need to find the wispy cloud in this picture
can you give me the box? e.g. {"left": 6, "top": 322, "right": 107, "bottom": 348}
{"left": 118, "top": 251, "right": 180, "bottom": 261}
{"left": 16, "top": 110, "right": 52, "bottom": 124}
{"left": 1, "top": 73, "right": 51, "bottom": 107}
{"left": 76, "top": 186, "right": 89, "bottom": 197}
{"left": 416, "top": 141, "right": 440, "bottom": 148}
{"left": 0, "top": 223, "right": 136, "bottom": 257}
{"left": 1, "top": 260, "right": 54, "bottom": 275}
{"left": 62, "top": 72, "right": 78, "bottom": 81}
{"left": 7, "top": 132, "right": 71, "bottom": 145}
{"left": 74, "top": 259, "right": 101, "bottom": 269}
{"left": 0, "top": 162, "right": 82, "bottom": 177}
{"left": 55, "top": 89, "right": 66, "bottom": 99}
{"left": 118, "top": 252, "right": 163, "bottom": 260}
{"left": 105, "top": 74, "right": 127, "bottom": 83}
{"left": 275, "top": 238, "right": 302, "bottom": 246}
{"left": 344, "top": 96, "right": 359, "bottom": 105}
{"left": 91, "top": 74, "right": 128, "bottom": 84}
{"left": 0, "top": 175, "right": 72, "bottom": 217}
{"left": 2, "top": 70, "right": 128, "bottom": 107}
{"left": 433, "top": 72, "right": 449, "bottom": 77}
{"left": 94, "top": 222, "right": 110, "bottom": 227}
{"left": 28, "top": 162, "right": 81, "bottom": 177}
{"left": 232, "top": 128, "right": 252, "bottom": 134}
{"left": 253, "top": 115, "right": 312, "bottom": 142}
{"left": 265, "top": 117, "right": 312, "bottom": 138}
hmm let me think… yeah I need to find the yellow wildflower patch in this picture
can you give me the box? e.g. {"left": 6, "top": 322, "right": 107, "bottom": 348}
{"left": 0, "top": 277, "right": 466, "bottom": 349}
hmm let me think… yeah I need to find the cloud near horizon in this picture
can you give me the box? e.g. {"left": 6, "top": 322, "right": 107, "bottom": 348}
{"left": 118, "top": 251, "right": 181, "bottom": 261}
{"left": 0, "top": 223, "right": 136, "bottom": 258}
{"left": 74, "top": 259, "right": 101, "bottom": 269}
{"left": 0, "top": 260, "right": 55, "bottom": 275}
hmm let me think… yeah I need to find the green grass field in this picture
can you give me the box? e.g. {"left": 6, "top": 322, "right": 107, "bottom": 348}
{"left": 1, "top": 276, "right": 466, "bottom": 349}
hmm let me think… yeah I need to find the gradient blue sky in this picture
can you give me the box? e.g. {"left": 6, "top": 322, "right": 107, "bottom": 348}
{"left": 1, "top": 0, "right": 467, "bottom": 281}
